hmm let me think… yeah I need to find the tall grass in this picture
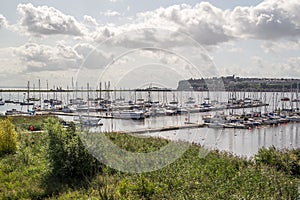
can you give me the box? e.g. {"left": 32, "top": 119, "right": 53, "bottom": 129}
{"left": 0, "top": 116, "right": 298, "bottom": 199}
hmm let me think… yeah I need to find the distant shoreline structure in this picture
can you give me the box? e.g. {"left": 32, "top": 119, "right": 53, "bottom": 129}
{"left": 177, "top": 75, "right": 300, "bottom": 92}
{"left": 1, "top": 75, "right": 300, "bottom": 92}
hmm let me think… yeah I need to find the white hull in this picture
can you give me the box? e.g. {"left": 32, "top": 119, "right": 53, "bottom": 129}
{"left": 113, "top": 110, "right": 145, "bottom": 119}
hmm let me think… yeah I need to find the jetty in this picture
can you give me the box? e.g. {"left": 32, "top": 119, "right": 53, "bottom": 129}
{"left": 36, "top": 111, "right": 114, "bottom": 119}
{"left": 124, "top": 123, "right": 206, "bottom": 134}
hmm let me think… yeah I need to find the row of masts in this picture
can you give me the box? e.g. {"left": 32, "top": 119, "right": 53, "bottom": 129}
{"left": 1, "top": 79, "right": 300, "bottom": 111}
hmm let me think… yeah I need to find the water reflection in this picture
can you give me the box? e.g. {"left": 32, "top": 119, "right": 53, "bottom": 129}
{"left": 121, "top": 120, "right": 298, "bottom": 158}
{"left": 58, "top": 111, "right": 300, "bottom": 157}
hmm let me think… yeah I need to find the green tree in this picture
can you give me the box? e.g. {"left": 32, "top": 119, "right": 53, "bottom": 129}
{"left": 0, "top": 118, "right": 18, "bottom": 156}
{"left": 44, "top": 118, "right": 101, "bottom": 180}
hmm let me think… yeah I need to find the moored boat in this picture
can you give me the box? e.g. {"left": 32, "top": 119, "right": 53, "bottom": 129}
{"left": 113, "top": 110, "right": 145, "bottom": 120}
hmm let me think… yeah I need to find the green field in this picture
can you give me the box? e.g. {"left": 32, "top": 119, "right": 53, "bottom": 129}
{"left": 0, "top": 116, "right": 299, "bottom": 199}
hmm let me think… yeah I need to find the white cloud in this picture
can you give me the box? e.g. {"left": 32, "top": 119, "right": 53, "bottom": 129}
{"left": 3, "top": 0, "right": 300, "bottom": 84}
{"left": 225, "top": 0, "right": 300, "bottom": 40}
{"left": 74, "top": 43, "right": 112, "bottom": 69}
{"left": 17, "top": 3, "right": 84, "bottom": 36}
{"left": 13, "top": 42, "right": 82, "bottom": 72}
{"left": 134, "top": 3, "right": 232, "bottom": 46}
{"left": 101, "top": 10, "right": 121, "bottom": 17}
{"left": 90, "top": 3, "right": 232, "bottom": 46}
{"left": 13, "top": 42, "right": 113, "bottom": 73}
{"left": 0, "top": 14, "right": 7, "bottom": 28}
{"left": 0, "top": 48, "right": 24, "bottom": 74}
{"left": 282, "top": 57, "right": 300, "bottom": 77}
{"left": 91, "top": 26, "right": 116, "bottom": 42}
{"left": 116, "top": 0, "right": 300, "bottom": 46}
{"left": 247, "top": 56, "right": 300, "bottom": 78}
{"left": 261, "top": 41, "right": 300, "bottom": 53}
{"left": 14, "top": 1, "right": 300, "bottom": 47}
{"left": 83, "top": 15, "right": 98, "bottom": 26}
{"left": 135, "top": 0, "right": 300, "bottom": 45}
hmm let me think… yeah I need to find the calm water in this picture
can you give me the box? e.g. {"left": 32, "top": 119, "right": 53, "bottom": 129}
{"left": 145, "top": 123, "right": 300, "bottom": 158}
{"left": 1, "top": 91, "right": 299, "bottom": 157}
{"left": 90, "top": 112, "right": 299, "bottom": 158}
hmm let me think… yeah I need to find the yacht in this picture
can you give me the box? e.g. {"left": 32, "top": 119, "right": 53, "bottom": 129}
{"left": 75, "top": 116, "right": 103, "bottom": 126}
{"left": 113, "top": 110, "right": 145, "bottom": 120}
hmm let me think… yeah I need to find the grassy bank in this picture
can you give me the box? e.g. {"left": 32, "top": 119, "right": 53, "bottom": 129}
{"left": 0, "top": 116, "right": 299, "bottom": 199}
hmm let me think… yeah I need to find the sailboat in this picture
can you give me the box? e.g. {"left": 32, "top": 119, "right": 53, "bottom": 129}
{"left": 0, "top": 90, "right": 4, "bottom": 105}
{"left": 77, "top": 83, "right": 103, "bottom": 126}
{"left": 0, "top": 99, "right": 5, "bottom": 106}
{"left": 112, "top": 110, "right": 145, "bottom": 119}
{"left": 20, "top": 81, "right": 34, "bottom": 106}
{"left": 20, "top": 101, "right": 34, "bottom": 106}
{"left": 13, "top": 92, "right": 20, "bottom": 104}
{"left": 4, "top": 93, "right": 14, "bottom": 103}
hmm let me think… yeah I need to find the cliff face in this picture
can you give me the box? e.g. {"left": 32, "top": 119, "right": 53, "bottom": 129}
{"left": 177, "top": 76, "right": 300, "bottom": 92}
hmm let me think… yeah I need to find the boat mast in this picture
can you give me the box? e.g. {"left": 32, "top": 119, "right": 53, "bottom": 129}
{"left": 75, "top": 81, "right": 78, "bottom": 99}
{"left": 297, "top": 82, "right": 299, "bottom": 111}
{"left": 290, "top": 83, "right": 293, "bottom": 111}
{"left": 46, "top": 80, "right": 49, "bottom": 100}
{"left": 39, "top": 79, "right": 41, "bottom": 107}
{"left": 264, "top": 92, "right": 267, "bottom": 114}
{"left": 99, "top": 82, "right": 102, "bottom": 101}
{"left": 72, "top": 77, "right": 75, "bottom": 101}
{"left": 87, "top": 83, "right": 90, "bottom": 118}
{"left": 275, "top": 92, "right": 279, "bottom": 112}
{"left": 281, "top": 84, "right": 284, "bottom": 113}
{"left": 67, "top": 86, "right": 69, "bottom": 106}
{"left": 114, "top": 87, "right": 117, "bottom": 102}
{"left": 108, "top": 81, "right": 111, "bottom": 101}
{"left": 104, "top": 82, "right": 107, "bottom": 100}
{"left": 27, "top": 81, "right": 30, "bottom": 111}
{"left": 60, "top": 87, "right": 63, "bottom": 107}
{"left": 272, "top": 92, "right": 275, "bottom": 112}
{"left": 259, "top": 90, "right": 263, "bottom": 114}
{"left": 33, "top": 83, "right": 35, "bottom": 100}
{"left": 134, "top": 89, "right": 137, "bottom": 104}
{"left": 242, "top": 90, "right": 245, "bottom": 114}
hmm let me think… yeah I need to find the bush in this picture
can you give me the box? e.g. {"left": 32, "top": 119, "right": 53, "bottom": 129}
{"left": 0, "top": 118, "right": 18, "bottom": 156}
{"left": 255, "top": 146, "right": 300, "bottom": 177}
{"left": 44, "top": 118, "right": 101, "bottom": 180}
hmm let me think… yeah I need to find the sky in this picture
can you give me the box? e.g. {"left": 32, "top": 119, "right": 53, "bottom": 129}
{"left": 0, "top": 0, "right": 300, "bottom": 89}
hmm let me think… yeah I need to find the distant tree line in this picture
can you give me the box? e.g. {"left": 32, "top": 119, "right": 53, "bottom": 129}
{"left": 177, "top": 75, "right": 300, "bottom": 92}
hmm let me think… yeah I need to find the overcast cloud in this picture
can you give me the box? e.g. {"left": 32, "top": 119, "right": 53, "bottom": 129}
{"left": 13, "top": 42, "right": 82, "bottom": 72}
{"left": 17, "top": 3, "right": 84, "bottom": 36}
{"left": 12, "top": 1, "right": 300, "bottom": 44}
{"left": 0, "top": 0, "right": 300, "bottom": 86}
{"left": 225, "top": 0, "right": 300, "bottom": 40}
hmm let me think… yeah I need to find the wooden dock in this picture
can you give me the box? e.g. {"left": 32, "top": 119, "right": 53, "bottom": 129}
{"left": 124, "top": 123, "right": 206, "bottom": 134}
{"left": 36, "top": 111, "right": 114, "bottom": 119}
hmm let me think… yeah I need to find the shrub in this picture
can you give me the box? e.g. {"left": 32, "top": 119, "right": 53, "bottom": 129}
{"left": 255, "top": 146, "right": 300, "bottom": 177}
{"left": 44, "top": 118, "right": 101, "bottom": 180}
{"left": 0, "top": 118, "right": 18, "bottom": 156}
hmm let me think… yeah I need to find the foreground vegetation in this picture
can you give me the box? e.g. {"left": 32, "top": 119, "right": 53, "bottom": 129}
{"left": 0, "top": 116, "right": 299, "bottom": 199}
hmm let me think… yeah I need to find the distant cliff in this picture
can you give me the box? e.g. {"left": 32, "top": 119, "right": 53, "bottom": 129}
{"left": 177, "top": 75, "right": 300, "bottom": 92}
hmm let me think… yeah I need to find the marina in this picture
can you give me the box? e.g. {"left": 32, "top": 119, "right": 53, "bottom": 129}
{"left": 1, "top": 1, "right": 300, "bottom": 198}
{"left": 0, "top": 82, "right": 300, "bottom": 157}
